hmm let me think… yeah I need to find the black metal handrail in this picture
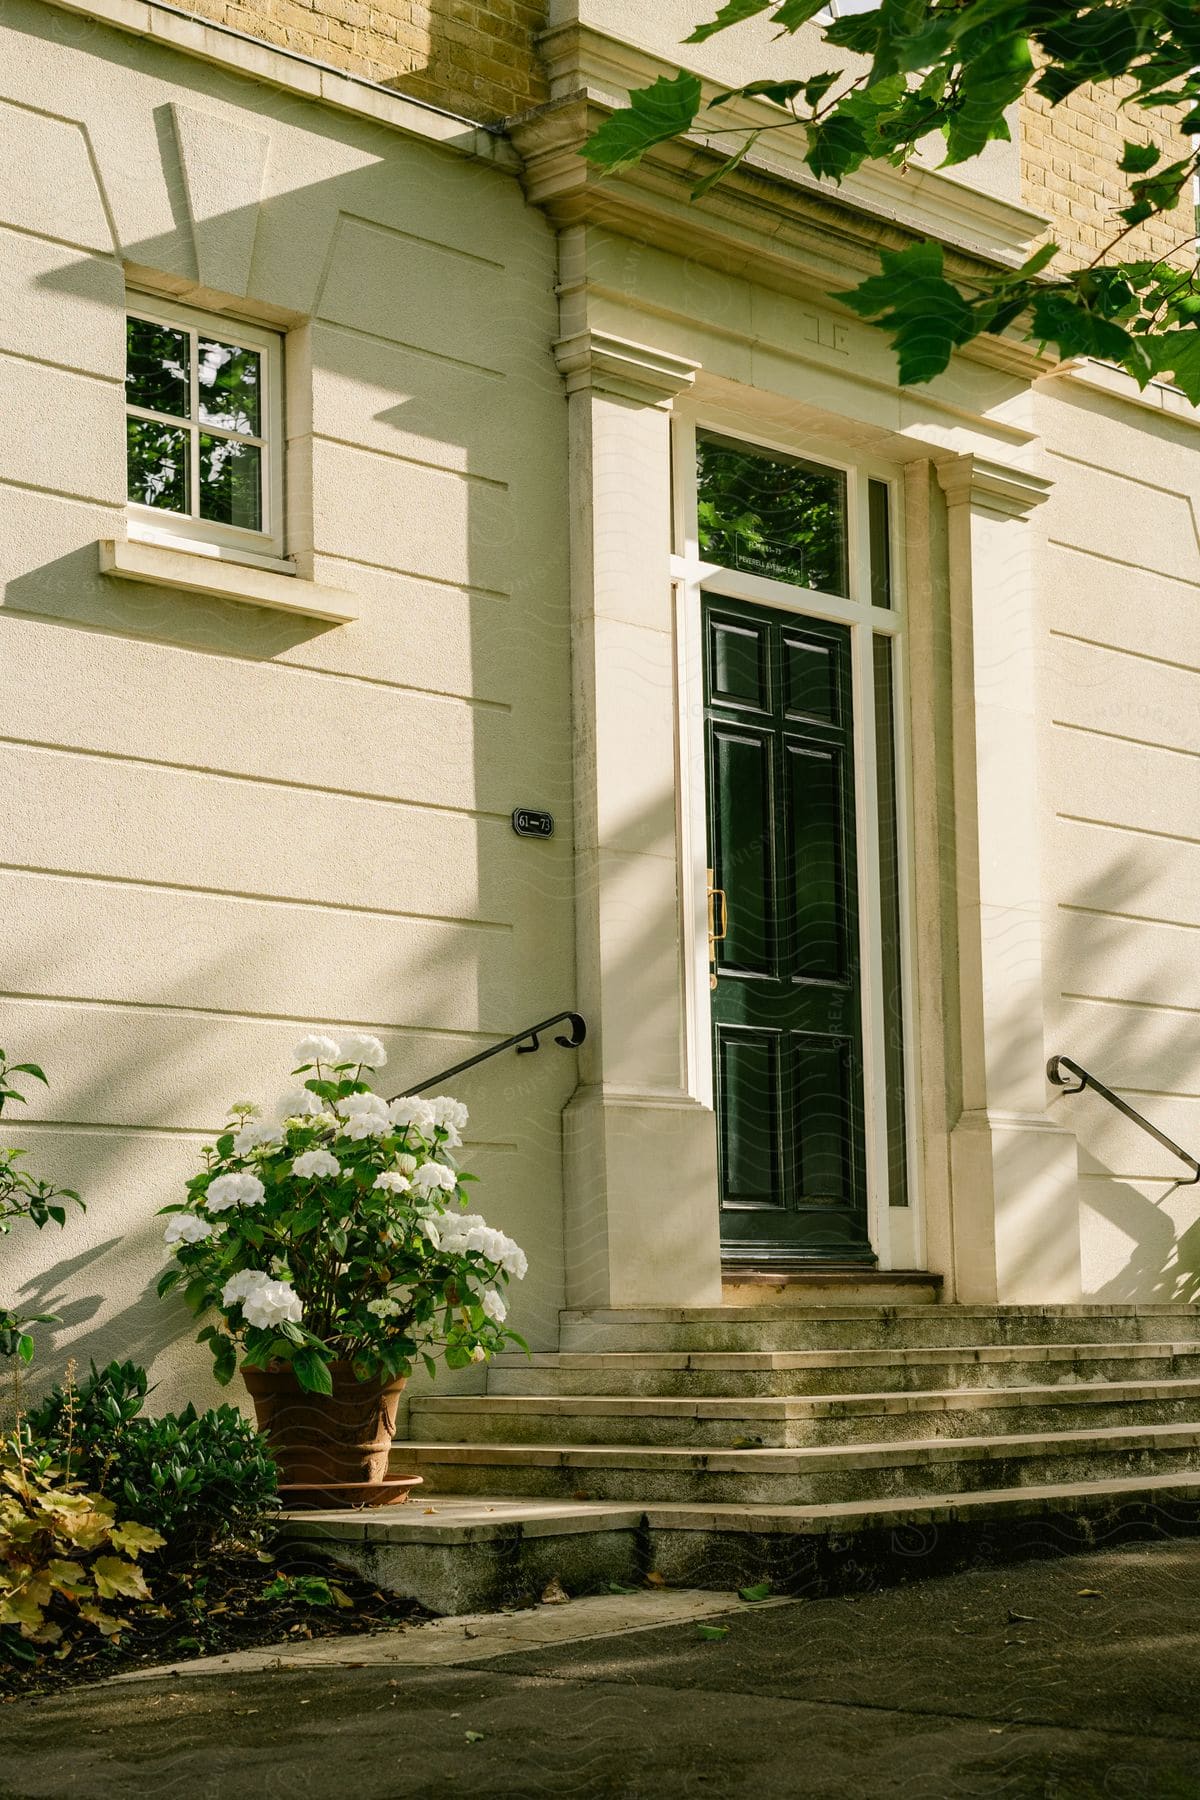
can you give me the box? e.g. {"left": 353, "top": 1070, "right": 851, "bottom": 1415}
{"left": 1047, "top": 1054, "right": 1200, "bottom": 1187}
{"left": 396, "top": 1012, "right": 587, "bottom": 1099}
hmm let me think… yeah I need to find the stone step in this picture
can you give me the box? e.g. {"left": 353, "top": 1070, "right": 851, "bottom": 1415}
{"left": 409, "top": 1378, "right": 1200, "bottom": 1450}
{"left": 487, "top": 1342, "right": 1200, "bottom": 1399}
{"left": 558, "top": 1304, "right": 1200, "bottom": 1354}
{"left": 286, "top": 1472, "right": 1200, "bottom": 1612}
{"left": 720, "top": 1271, "right": 943, "bottom": 1307}
{"left": 390, "top": 1420, "right": 1200, "bottom": 1506}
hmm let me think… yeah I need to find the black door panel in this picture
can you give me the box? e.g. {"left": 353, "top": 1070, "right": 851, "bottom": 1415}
{"left": 705, "top": 595, "right": 873, "bottom": 1264}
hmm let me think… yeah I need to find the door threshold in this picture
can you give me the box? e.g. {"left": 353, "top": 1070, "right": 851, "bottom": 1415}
{"left": 720, "top": 1266, "right": 944, "bottom": 1307}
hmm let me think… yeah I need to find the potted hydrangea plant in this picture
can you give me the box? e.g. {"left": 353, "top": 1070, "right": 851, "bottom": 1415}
{"left": 158, "top": 1032, "right": 527, "bottom": 1503}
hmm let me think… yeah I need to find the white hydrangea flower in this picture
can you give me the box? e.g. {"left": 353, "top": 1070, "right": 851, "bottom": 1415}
{"left": 429, "top": 1096, "right": 469, "bottom": 1133}
{"left": 163, "top": 1213, "right": 213, "bottom": 1247}
{"left": 233, "top": 1117, "right": 283, "bottom": 1155}
{"left": 205, "top": 1172, "right": 266, "bottom": 1213}
{"left": 435, "top": 1212, "right": 527, "bottom": 1280}
{"left": 393, "top": 1152, "right": 418, "bottom": 1176}
{"left": 373, "top": 1171, "right": 411, "bottom": 1194}
{"left": 339, "top": 1032, "right": 387, "bottom": 1069}
{"left": 481, "top": 1286, "right": 507, "bottom": 1324}
{"left": 221, "top": 1269, "right": 266, "bottom": 1307}
{"left": 292, "top": 1148, "right": 340, "bottom": 1179}
{"left": 366, "top": 1296, "right": 403, "bottom": 1318}
{"left": 294, "top": 1033, "right": 341, "bottom": 1066}
{"left": 410, "top": 1160, "right": 458, "bottom": 1195}
{"left": 388, "top": 1097, "right": 436, "bottom": 1135}
{"left": 241, "top": 1278, "right": 303, "bottom": 1331}
{"left": 341, "top": 1113, "right": 389, "bottom": 1141}
{"left": 503, "top": 1245, "right": 528, "bottom": 1280}
{"left": 275, "top": 1086, "right": 326, "bottom": 1121}
{"left": 336, "top": 1092, "right": 389, "bottom": 1120}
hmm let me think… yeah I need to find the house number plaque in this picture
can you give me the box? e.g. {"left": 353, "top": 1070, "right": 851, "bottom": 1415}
{"left": 512, "top": 808, "right": 554, "bottom": 838}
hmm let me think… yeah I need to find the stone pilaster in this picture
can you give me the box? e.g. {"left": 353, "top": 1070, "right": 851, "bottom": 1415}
{"left": 555, "top": 328, "right": 723, "bottom": 1310}
{"left": 939, "top": 455, "right": 1081, "bottom": 1303}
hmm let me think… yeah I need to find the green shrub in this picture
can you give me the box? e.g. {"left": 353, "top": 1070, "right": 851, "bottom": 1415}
{"left": 25, "top": 1361, "right": 277, "bottom": 1564}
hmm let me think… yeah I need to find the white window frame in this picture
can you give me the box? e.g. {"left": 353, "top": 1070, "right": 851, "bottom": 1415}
{"left": 670, "top": 404, "right": 924, "bottom": 1272}
{"left": 125, "top": 293, "right": 285, "bottom": 564}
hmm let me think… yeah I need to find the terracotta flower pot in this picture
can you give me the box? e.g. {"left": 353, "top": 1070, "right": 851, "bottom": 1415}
{"left": 241, "top": 1359, "right": 408, "bottom": 1492}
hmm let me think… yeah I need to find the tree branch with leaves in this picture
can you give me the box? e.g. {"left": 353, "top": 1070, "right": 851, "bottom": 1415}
{"left": 0, "top": 1052, "right": 84, "bottom": 1364}
{"left": 584, "top": 1, "right": 1200, "bottom": 394}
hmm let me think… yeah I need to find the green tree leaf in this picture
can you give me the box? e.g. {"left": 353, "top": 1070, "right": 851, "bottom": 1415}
{"left": 944, "top": 34, "right": 1032, "bottom": 166}
{"left": 692, "top": 133, "right": 761, "bottom": 198}
{"left": 582, "top": 72, "right": 704, "bottom": 172}
{"left": 709, "top": 79, "right": 808, "bottom": 109}
{"left": 806, "top": 111, "right": 869, "bottom": 182}
{"left": 686, "top": 0, "right": 775, "bottom": 44}
{"left": 1119, "top": 140, "right": 1161, "bottom": 175}
{"left": 1149, "top": 330, "right": 1200, "bottom": 404}
{"left": 835, "top": 241, "right": 977, "bottom": 383}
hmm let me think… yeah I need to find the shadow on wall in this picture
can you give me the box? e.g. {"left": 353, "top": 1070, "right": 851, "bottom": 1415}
{"left": 0, "top": 0, "right": 574, "bottom": 1402}
{"left": 1041, "top": 831, "right": 1200, "bottom": 1304}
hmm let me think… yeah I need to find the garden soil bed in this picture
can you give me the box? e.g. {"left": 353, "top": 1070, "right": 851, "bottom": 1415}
{"left": 0, "top": 1542, "right": 429, "bottom": 1699}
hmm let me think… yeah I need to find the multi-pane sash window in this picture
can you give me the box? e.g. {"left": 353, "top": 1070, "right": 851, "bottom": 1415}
{"left": 125, "top": 300, "right": 282, "bottom": 556}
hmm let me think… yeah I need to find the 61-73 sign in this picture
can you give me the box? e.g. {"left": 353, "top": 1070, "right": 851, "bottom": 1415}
{"left": 511, "top": 809, "right": 554, "bottom": 838}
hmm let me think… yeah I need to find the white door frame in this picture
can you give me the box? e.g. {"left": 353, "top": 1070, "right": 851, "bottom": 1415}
{"left": 670, "top": 403, "right": 925, "bottom": 1271}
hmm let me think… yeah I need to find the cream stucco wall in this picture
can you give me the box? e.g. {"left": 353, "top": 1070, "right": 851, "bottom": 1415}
{"left": 6, "top": 0, "right": 1200, "bottom": 1377}
{"left": 0, "top": 0, "right": 571, "bottom": 1405}
{"left": 1034, "top": 370, "right": 1200, "bottom": 1304}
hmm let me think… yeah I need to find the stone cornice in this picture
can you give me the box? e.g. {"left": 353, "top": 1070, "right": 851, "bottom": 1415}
{"left": 937, "top": 455, "right": 1053, "bottom": 519}
{"left": 534, "top": 22, "right": 1048, "bottom": 268}
{"left": 1041, "top": 357, "right": 1200, "bottom": 430}
{"left": 554, "top": 329, "right": 700, "bottom": 405}
{"left": 510, "top": 94, "right": 1056, "bottom": 384}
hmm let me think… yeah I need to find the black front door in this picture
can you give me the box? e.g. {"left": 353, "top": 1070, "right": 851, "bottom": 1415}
{"left": 704, "top": 594, "right": 873, "bottom": 1264}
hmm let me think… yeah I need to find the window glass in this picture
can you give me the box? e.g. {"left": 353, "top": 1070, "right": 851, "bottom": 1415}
{"left": 697, "top": 431, "right": 849, "bottom": 597}
{"left": 873, "top": 634, "right": 909, "bottom": 1208}
{"left": 200, "top": 435, "right": 262, "bottom": 531}
{"left": 126, "top": 318, "right": 189, "bottom": 418}
{"left": 124, "top": 304, "right": 274, "bottom": 543}
{"left": 127, "top": 417, "right": 189, "bottom": 514}
{"left": 868, "top": 478, "right": 892, "bottom": 609}
{"left": 197, "top": 339, "right": 261, "bottom": 435}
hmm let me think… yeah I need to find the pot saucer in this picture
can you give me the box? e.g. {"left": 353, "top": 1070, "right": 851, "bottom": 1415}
{"left": 277, "top": 1474, "right": 423, "bottom": 1510}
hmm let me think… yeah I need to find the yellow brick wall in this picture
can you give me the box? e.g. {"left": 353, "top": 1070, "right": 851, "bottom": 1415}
{"left": 1021, "top": 79, "right": 1194, "bottom": 268}
{"left": 200, "top": 0, "right": 547, "bottom": 122}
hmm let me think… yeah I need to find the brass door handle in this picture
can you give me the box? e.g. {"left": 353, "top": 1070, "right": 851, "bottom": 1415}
{"left": 707, "top": 871, "right": 728, "bottom": 988}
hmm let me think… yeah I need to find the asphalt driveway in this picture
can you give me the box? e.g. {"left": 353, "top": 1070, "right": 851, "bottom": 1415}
{"left": 5, "top": 1537, "right": 1200, "bottom": 1798}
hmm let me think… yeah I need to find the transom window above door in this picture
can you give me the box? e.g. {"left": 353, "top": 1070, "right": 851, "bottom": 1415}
{"left": 124, "top": 299, "right": 283, "bottom": 558}
{"left": 696, "top": 431, "right": 850, "bottom": 598}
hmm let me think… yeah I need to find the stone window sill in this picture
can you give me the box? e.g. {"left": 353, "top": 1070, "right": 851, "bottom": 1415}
{"left": 98, "top": 537, "right": 356, "bottom": 624}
